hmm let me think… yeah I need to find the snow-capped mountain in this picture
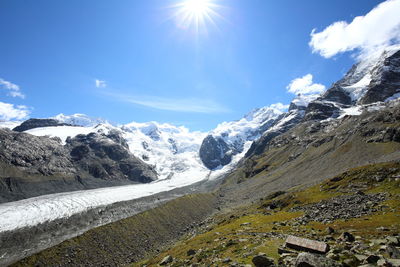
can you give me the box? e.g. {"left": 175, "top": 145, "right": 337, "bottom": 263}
{"left": 21, "top": 120, "right": 210, "bottom": 183}
{"left": 199, "top": 106, "right": 284, "bottom": 169}
{"left": 1, "top": 46, "right": 399, "bottom": 202}
{"left": 52, "top": 113, "right": 109, "bottom": 127}
{"left": 120, "top": 121, "right": 209, "bottom": 181}
{"left": 305, "top": 45, "right": 400, "bottom": 121}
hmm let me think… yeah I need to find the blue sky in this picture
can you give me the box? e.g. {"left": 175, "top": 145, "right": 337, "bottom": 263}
{"left": 0, "top": 0, "right": 396, "bottom": 131}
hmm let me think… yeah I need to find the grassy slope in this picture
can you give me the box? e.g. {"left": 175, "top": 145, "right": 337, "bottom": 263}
{"left": 139, "top": 162, "right": 400, "bottom": 266}
{"left": 217, "top": 106, "right": 400, "bottom": 209}
{"left": 11, "top": 193, "right": 217, "bottom": 267}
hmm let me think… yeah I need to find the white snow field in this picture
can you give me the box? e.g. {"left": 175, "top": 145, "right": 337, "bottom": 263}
{"left": 0, "top": 164, "right": 232, "bottom": 232}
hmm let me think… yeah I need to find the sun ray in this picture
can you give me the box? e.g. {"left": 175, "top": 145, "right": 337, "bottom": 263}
{"left": 171, "top": 0, "right": 222, "bottom": 33}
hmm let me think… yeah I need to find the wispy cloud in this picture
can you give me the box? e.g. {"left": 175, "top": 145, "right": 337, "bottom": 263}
{"left": 106, "top": 92, "right": 230, "bottom": 113}
{"left": 309, "top": 0, "right": 400, "bottom": 58}
{"left": 0, "top": 101, "right": 30, "bottom": 121}
{"left": 95, "top": 79, "right": 107, "bottom": 88}
{"left": 287, "top": 74, "right": 326, "bottom": 95}
{"left": 0, "top": 78, "right": 25, "bottom": 99}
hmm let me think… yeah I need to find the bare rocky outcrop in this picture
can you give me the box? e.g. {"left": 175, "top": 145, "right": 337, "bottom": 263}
{"left": 0, "top": 128, "right": 157, "bottom": 203}
{"left": 66, "top": 131, "right": 157, "bottom": 183}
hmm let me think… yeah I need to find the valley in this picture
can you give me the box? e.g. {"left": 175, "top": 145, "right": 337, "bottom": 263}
{"left": 0, "top": 25, "right": 400, "bottom": 267}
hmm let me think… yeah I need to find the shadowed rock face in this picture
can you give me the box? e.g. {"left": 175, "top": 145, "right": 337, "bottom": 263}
{"left": 13, "top": 118, "right": 73, "bottom": 132}
{"left": 0, "top": 128, "right": 76, "bottom": 176}
{"left": 0, "top": 128, "right": 157, "bottom": 202}
{"left": 66, "top": 131, "right": 157, "bottom": 183}
{"left": 360, "top": 50, "right": 400, "bottom": 104}
{"left": 246, "top": 109, "right": 305, "bottom": 158}
{"left": 303, "top": 101, "right": 342, "bottom": 121}
{"left": 199, "top": 135, "right": 232, "bottom": 170}
{"left": 320, "top": 84, "right": 352, "bottom": 105}
{"left": 303, "top": 49, "right": 400, "bottom": 122}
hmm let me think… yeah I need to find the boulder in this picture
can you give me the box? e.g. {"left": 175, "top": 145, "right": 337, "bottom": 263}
{"left": 186, "top": 249, "right": 196, "bottom": 256}
{"left": 294, "top": 252, "right": 343, "bottom": 267}
{"left": 252, "top": 255, "right": 275, "bottom": 266}
{"left": 285, "top": 235, "right": 329, "bottom": 254}
{"left": 159, "top": 255, "right": 173, "bottom": 265}
{"left": 338, "top": 232, "right": 355, "bottom": 242}
{"left": 387, "top": 245, "right": 400, "bottom": 259}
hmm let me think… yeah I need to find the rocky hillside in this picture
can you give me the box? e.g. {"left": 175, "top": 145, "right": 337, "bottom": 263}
{"left": 138, "top": 162, "right": 400, "bottom": 267}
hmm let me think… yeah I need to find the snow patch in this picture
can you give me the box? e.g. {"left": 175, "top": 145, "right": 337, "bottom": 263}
{"left": 212, "top": 106, "right": 283, "bottom": 149}
{"left": 342, "top": 74, "right": 372, "bottom": 101}
{"left": 338, "top": 106, "right": 362, "bottom": 118}
{"left": 0, "top": 120, "right": 22, "bottom": 129}
{"left": 53, "top": 113, "right": 108, "bottom": 127}
{"left": 291, "top": 94, "right": 319, "bottom": 107}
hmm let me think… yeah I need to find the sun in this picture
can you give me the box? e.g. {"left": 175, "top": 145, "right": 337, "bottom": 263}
{"left": 182, "top": 0, "right": 212, "bottom": 17}
{"left": 173, "top": 0, "right": 221, "bottom": 32}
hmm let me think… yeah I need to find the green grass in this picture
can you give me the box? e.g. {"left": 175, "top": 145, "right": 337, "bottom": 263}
{"left": 137, "top": 161, "right": 400, "bottom": 266}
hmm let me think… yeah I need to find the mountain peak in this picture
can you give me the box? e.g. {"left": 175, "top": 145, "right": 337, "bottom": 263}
{"left": 52, "top": 113, "right": 109, "bottom": 127}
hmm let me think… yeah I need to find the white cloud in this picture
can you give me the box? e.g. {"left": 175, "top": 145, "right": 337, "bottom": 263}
{"left": 0, "top": 102, "right": 30, "bottom": 121}
{"left": 270, "top": 102, "right": 289, "bottom": 112}
{"left": 95, "top": 79, "right": 107, "bottom": 88}
{"left": 309, "top": 0, "right": 400, "bottom": 58}
{"left": 287, "top": 74, "right": 326, "bottom": 95}
{"left": 0, "top": 78, "right": 25, "bottom": 99}
{"left": 107, "top": 92, "right": 230, "bottom": 113}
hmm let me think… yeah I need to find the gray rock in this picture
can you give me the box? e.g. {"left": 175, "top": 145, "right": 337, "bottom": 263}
{"left": 387, "top": 245, "right": 400, "bottom": 259}
{"left": 159, "top": 255, "right": 173, "bottom": 265}
{"left": 365, "top": 254, "right": 380, "bottom": 263}
{"left": 387, "top": 236, "right": 400, "bottom": 246}
{"left": 386, "top": 258, "right": 400, "bottom": 267}
{"left": 222, "top": 257, "right": 231, "bottom": 263}
{"left": 294, "top": 252, "right": 343, "bottom": 267}
{"left": 252, "top": 255, "right": 275, "bottom": 266}
{"left": 354, "top": 254, "right": 368, "bottom": 261}
{"left": 187, "top": 249, "right": 196, "bottom": 256}
{"left": 326, "top": 227, "right": 335, "bottom": 235}
{"left": 338, "top": 232, "right": 355, "bottom": 242}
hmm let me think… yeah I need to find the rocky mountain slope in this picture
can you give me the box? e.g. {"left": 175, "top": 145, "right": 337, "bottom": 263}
{"left": 0, "top": 126, "right": 157, "bottom": 202}
{"left": 304, "top": 45, "right": 400, "bottom": 121}
{"left": 138, "top": 162, "right": 400, "bottom": 267}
